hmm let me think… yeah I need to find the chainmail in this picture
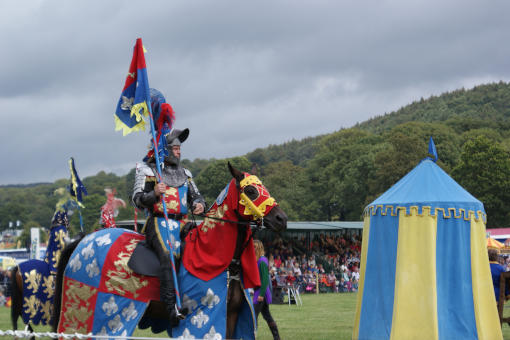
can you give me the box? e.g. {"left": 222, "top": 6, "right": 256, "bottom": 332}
{"left": 152, "top": 164, "right": 188, "bottom": 187}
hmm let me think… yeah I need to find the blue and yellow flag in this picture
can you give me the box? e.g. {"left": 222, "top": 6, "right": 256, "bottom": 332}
{"left": 69, "top": 157, "right": 87, "bottom": 207}
{"left": 114, "top": 38, "right": 151, "bottom": 136}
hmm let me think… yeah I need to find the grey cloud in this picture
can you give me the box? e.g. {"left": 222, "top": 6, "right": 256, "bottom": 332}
{"left": 1, "top": 1, "right": 510, "bottom": 185}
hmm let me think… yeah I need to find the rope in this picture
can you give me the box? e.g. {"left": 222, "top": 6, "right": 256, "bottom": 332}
{"left": 0, "top": 329, "right": 197, "bottom": 339}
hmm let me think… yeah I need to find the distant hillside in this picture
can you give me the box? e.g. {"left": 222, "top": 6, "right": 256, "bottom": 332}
{"left": 0, "top": 182, "right": 52, "bottom": 188}
{"left": 357, "top": 81, "right": 510, "bottom": 134}
{"left": 2, "top": 81, "right": 510, "bottom": 235}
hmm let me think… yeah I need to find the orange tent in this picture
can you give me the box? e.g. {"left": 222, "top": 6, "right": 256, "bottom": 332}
{"left": 487, "top": 237, "right": 504, "bottom": 249}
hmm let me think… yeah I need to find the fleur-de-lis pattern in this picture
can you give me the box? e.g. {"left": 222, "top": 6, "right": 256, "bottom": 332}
{"left": 201, "top": 288, "right": 220, "bottom": 309}
{"left": 171, "top": 266, "right": 255, "bottom": 339}
{"left": 59, "top": 229, "right": 159, "bottom": 337}
{"left": 69, "top": 254, "right": 82, "bottom": 272}
{"left": 102, "top": 296, "right": 118, "bottom": 316}
{"left": 57, "top": 228, "right": 256, "bottom": 339}
{"left": 121, "top": 302, "right": 138, "bottom": 322}
{"left": 108, "top": 315, "right": 124, "bottom": 333}
{"left": 191, "top": 309, "right": 209, "bottom": 329}
{"left": 86, "top": 258, "right": 100, "bottom": 278}
{"left": 81, "top": 242, "right": 95, "bottom": 260}
{"left": 183, "top": 294, "right": 198, "bottom": 313}
{"left": 90, "top": 292, "right": 148, "bottom": 337}
{"left": 96, "top": 233, "right": 112, "bottom": 246}
{"left": 177, "top": 329, "right": 196, "bottom": 339}
{"left": 203, "top": 326, "right": 222, "bottom": 340}
{"left": 155, "top": 216, "right": 182, "bottom": 257}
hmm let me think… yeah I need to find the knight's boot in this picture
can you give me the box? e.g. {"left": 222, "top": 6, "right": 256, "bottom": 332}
{"left": 162, "top": 287, "right": 188, "bottom": 327}
{"left": 268, "top": 321, "right": 281, "bottom": 340}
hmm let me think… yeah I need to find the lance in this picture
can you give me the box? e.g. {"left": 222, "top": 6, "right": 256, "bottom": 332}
{"left": 144, "top": 91, "right": 183, "bottom": 310}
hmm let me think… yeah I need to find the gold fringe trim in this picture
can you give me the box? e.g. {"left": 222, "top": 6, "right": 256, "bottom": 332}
{"left": 364, "top": 204, "right": 486, "bottom": 223}
{"left": 114, "top": 114, "right": 146, "bottom": 136}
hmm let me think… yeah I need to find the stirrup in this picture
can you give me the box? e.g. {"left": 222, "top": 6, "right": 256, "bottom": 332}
{"left": 175, "top": 305, "right": 186, "bottom": 320}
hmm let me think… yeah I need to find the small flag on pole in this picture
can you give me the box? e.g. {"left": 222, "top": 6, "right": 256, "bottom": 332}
{"left": 428, "top": 137, "right": 438, "bottom": 162}
{"left": 114, "top": 38, "right": 151, "bottom": 136}
{"left": 69, "top": 157, "right": 88, "bottom": 207}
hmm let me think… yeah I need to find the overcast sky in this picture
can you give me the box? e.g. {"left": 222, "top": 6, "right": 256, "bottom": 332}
{"left": 1, "top": 1, "right": 509, "bottom": 185}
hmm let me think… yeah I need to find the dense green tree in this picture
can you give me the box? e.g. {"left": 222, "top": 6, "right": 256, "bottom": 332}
{"left": 259, "top": 161, "right": 308, "bottom": 220}
{"left": 194, "top": 157, "right": 252, "bottom": 206}
{"left": 305, "top": 129, "right": 381, "bottom": 220}
{"left": 368, "top": 122, "right": 461, "bottom": 200}
{"left": 452, "top": 136, "right": 510, "bottom": 228}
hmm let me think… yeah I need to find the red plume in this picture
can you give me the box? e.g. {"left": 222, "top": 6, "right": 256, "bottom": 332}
{"left": 155, "top": 103, "right": 176, "bottom": 142}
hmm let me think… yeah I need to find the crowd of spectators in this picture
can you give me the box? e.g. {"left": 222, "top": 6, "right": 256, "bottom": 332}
{"left": 0, "top": 269, "right": 11, "bottom": 294}
{"left": 0, "top": 269, "right": 11, "bottom": 307}
{"left": 262, "top": 232, "right": 362, "bottom": 294}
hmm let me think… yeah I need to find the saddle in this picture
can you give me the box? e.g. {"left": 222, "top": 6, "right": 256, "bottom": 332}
{"left": 127, "top": 222, "right": 197, "bottom": 277}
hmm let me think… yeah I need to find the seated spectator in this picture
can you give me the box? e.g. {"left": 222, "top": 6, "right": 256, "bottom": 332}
{"left": 294, "top": 272, "right": 305, "bottom": 292}
{"left": 338, "top": 277, "right": 347, "bottom": 292}
{"left": 274, "top": 255, "right": 282, "bottom": 269}
{"left": 317, "top": 263, "right": 326, "bottom": 274}
{"left": 275, "top": 272, "right": 285, "bottom": 287}
{"left": 351, "top": 277, "right": 359, "bottom": 292}
{"left": 285, "top": 271, "right": 296, "bottom": 286}
{"left": 309, "top": 263, "right": 318, "bottom": 273}
{"left": 351, "top": 267, "right": 360, "bottom": 281}
{"left": 319, "top": 273, "right": 329, "bottom": 290}
{"left": 308, "top": 255, "right": 316, "bottom": 268}
{"left": 327, "top": 272, "right": 338, "bottom": 292}
{"left": 270, "top": 269, "right": 278, "bottom": 288}
{"left": 293, "top": 263, "right": 302, "bottom": 276}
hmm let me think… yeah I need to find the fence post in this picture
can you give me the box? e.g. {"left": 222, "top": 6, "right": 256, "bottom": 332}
{"left": 316, "top": 273, "right": 319, "bottom": 294}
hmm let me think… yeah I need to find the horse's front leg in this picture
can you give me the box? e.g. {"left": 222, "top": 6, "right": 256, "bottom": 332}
{"left": 11, "top": 268, "right": 23, "bottom": 331}
{"left": 226, "top": 280, "right": 243, "bottom": 339}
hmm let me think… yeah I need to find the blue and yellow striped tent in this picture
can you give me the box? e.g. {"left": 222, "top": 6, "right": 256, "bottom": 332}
{"left": 353, "top": 158, "right": 502, "bottom": 340}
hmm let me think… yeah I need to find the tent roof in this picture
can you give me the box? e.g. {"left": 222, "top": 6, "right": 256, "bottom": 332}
{"left": 487, "top": 237, "right": 504, "bottom": 249}
{"left": 368, "top": 159, "right": 484, "bottom": 213}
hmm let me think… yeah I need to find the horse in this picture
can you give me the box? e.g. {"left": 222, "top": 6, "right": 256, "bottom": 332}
{"left": 10, "top": 210, "right": 70, "bottom": 333}
{"left": 52, "top": 163, "right": 287, "bottom": 339}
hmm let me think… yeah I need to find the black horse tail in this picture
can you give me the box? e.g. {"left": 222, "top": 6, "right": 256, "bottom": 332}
{"left": 10, "top": 265, "right": 21, "bottom": 330}
{"left": 51, "top": 235, "right": 85, "bottom": 332}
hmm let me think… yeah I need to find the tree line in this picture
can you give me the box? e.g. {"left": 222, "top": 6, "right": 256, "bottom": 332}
{"left": 2, "top": 81, "right": 510, "bottom": 239}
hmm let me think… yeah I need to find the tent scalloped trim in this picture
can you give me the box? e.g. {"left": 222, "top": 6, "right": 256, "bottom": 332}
{"left": 364, "top": 205, "right": 486, "bottom": 223}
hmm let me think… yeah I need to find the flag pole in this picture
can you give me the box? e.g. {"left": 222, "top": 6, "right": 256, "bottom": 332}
{"left": 145, "top": 93, "right": 183, "bottom": 310}
{"left": 77, "top": 206, "right": 84, "bottom": 233}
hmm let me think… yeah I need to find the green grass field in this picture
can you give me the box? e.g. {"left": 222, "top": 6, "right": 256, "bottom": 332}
{"left": 1, "top": 293, "right": 510, "bottom": 339}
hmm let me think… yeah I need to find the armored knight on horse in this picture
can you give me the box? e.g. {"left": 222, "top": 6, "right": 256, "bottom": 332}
{"left": 132, "top": 88, "right": 206, "bottom": 326}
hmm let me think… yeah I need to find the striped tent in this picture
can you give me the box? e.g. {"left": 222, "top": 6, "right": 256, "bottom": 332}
{"left": 487, "top": 237, "right": 504, "bottom": 249}
{"left": 353, "top": 158, "right": 502, "bottom": 340}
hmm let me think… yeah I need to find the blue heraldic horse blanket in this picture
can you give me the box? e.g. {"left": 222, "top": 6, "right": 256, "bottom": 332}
{"left": 58, "top": 228, "right": 256, "bottom": 339}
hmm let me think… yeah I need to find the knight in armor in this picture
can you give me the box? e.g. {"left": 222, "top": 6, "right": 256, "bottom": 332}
{"left": 132, "top": 126, "right": 206, "bottom": 326}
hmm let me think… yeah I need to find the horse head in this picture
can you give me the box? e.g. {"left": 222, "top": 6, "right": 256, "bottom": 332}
{"left": 228, "top": 162, "right": 287, "bottom": 233}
